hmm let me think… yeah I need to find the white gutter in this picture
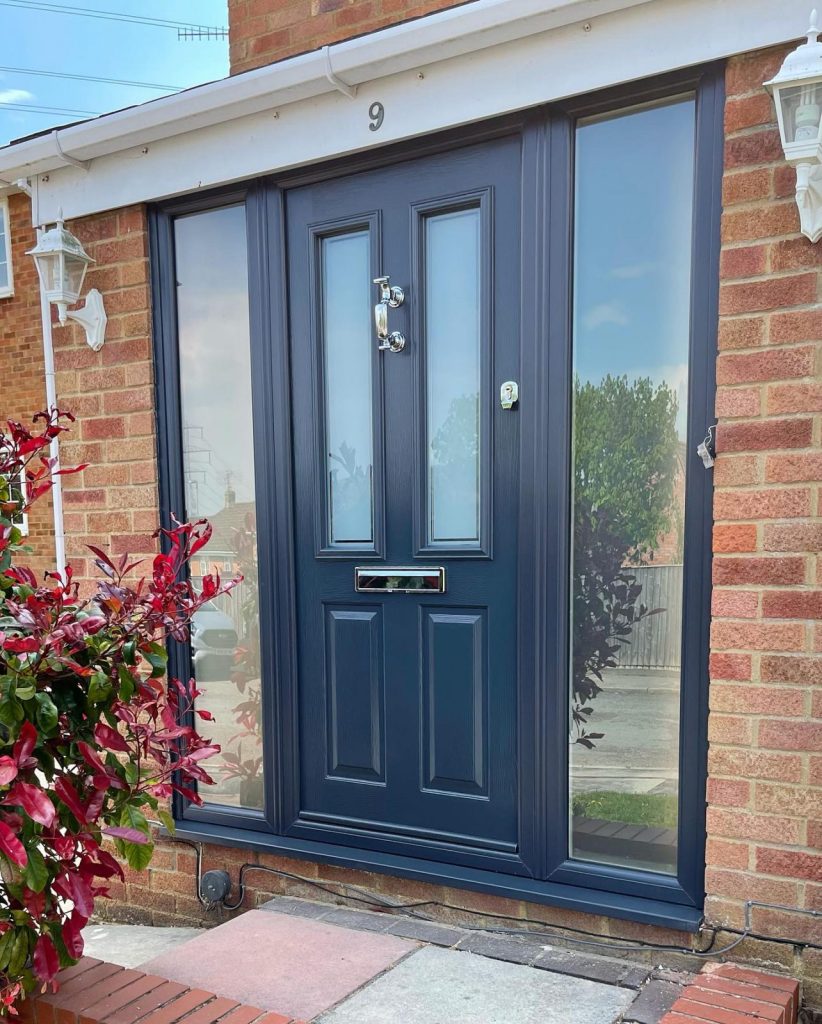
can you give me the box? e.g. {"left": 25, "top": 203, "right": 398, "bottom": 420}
{"left": 0, "top": 0, "right": 655, "bottom": 181}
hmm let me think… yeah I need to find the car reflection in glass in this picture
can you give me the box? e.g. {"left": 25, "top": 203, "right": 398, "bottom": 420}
{"left": 191, "top": 602, "right": 238, "bottom": 681}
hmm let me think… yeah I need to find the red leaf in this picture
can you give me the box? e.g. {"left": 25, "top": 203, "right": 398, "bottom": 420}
{"left": 33, "top": 934, "right": 60, "bottom": 983}
{"left": 2, "top": 634, "right": 39, "bottom": 654}
{"left": 77, "top": 741, "right": 107, "bottom": 775}
{"left": 4, "top": 781, "right": 56, "bottom": 827}
{"left": 0, "top": 819, "right": 27, "bottom": 867}
{"left": 56, "top": 870, "right": 94, "bottom": 918}
{"left": 102, "top": 826, "right": 150, "bottom": 844}
{"left": 54, "top": 776, "right": 87, "bottom": 824}
{"left": 94, "top": 722, "right": 129, "bottom": 753}
{"left": 22, "top": 888, "right": 45, "bottom": 919}
{"left": 62, "top": 917, "right": 84, "bottom": 960}
{"left": 0, "top": 756, "right": 18, "bottom": 786}
{"left": 13, "top": 720, "right": 37, "bottom": 764}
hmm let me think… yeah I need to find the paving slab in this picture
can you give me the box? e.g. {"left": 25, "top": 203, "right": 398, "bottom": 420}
{"left": 317, "top": 946, "right": 636, "bottom": 1024}
{"left": 139, "top": 909, "right": 416, "bottom": 1022}
{"left": 82, "top": 924, "right": 205, "bottom": 968}
{"left": 623, "top": 979, "right": 684, "bottom": 1023}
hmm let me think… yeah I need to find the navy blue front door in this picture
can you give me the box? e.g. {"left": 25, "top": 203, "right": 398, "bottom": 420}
{"left": 285, "top": 137, "right": 523, "bottom": 870}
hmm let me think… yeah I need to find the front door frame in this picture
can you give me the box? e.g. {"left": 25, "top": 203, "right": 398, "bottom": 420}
{"left": 150, "top": 61, "right": 722, "bottom": 930}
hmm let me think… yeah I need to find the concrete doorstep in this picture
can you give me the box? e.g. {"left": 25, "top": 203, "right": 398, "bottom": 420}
{"left": 17, "top": 900, "right": 800, "bottom": 1024}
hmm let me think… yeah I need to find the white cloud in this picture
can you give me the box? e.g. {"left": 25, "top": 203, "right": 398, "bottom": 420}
{"left": 0, "top": 89, "right": 34, "bottom": 105}
{"left": 609, "top": 261, "right": 656, "bottom": 280}
{"left": 582, "top": 302, "right": 629, "bottom": 330}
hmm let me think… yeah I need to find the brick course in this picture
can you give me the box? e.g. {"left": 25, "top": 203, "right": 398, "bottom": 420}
{"left": 50, "top": 206, "right": 158, "bottom": 587}
{"left": 19, "top": 958, "right": 305, "bottom": 1024}
{"left": 228, "top": 0, "right": 471, "bottom": 74}
{"left": 708, "top": 42, "right": 822, "bottom": 1011}
{"left": 0, "top": 193, "right": 55, "bottom": 577}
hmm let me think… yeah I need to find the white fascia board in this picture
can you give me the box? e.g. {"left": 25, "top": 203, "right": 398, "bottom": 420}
{"left": 6, "top": 0, "right": 810, "bottom": 224}
{"left": 0, "top": 0, "right": 649, "bottom": 180}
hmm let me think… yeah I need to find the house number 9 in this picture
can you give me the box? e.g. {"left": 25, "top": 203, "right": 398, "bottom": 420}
{"left": 369, "top": 101, "right": 384, "bottom": 132}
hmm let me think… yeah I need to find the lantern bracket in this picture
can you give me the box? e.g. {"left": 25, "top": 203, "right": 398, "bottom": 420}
{"left": 64, "top": 288, "right": 107, "bottom": 351}
{"left": 795, "top": 161, "right": 822, "bottom": 242}
{"left": 764, "top": 10, "right": 822, "bottom": 243}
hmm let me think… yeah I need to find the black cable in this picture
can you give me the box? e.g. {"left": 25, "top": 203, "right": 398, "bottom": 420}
{"left": 0, "top": 102, "right": 100, "bottom": 116}
{"left": 222, "top": 862, "right": 723, "bottom": 956}
{"left": 0, "top": 0, "right": 226, "bottom": 31}
{"left": 154, "top": 831, "right": 822, "bottom": 959}
{"left": 0, "top": 65, "right": 179, "bottom": 91}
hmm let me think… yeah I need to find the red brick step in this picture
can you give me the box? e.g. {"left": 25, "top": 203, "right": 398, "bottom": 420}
{"left": 660, "top": 963, "right": 800, "bottom": 1024}
{"left": 18, "top": 959, "right": 307, "bottom": 1024}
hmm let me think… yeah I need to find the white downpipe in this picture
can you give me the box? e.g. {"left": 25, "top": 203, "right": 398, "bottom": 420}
{"left": 39, "top": 272, "right": 66, "bottom": 577}
{"left": 26, "top": 177, "right": 67, "bottom": 576}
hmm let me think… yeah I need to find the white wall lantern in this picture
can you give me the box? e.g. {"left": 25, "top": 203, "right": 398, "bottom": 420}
{"left": 26, "top": 217, "right": 107, "bottom": 350}
{"left": 766, "top": 10, "right": 822, "bottom": 242}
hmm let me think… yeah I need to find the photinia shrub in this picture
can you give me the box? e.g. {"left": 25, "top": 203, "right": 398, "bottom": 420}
{"left": 0, "top": 411, "right": 229, "bottom": 1014}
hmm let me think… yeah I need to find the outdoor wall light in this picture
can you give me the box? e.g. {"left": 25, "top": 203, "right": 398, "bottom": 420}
{"left": 766, "top": 10, "right": 822, "bottom": 242}
{"left": 27, "top": 217, "right": 107, "bottom": 350}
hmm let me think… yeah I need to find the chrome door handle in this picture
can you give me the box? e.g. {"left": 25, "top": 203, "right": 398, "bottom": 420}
{"left": 374, "top": 275, "right": 406, "bottom": 353}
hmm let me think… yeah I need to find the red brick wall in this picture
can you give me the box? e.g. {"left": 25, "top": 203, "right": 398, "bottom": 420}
{"left": 0, "top": 192, "right": 54, "bottom": 577}
{"left": 228, "top": 0, "right": 472, "bottom": 74}
{"left": 708, "top": 44, "right": 822, "bottom": 1006}
{"left": 52, "top": 207, "right": 158, "bottom": 588}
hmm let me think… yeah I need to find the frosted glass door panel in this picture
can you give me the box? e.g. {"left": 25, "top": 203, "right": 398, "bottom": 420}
{"left": 426, "top": 208, "right": 481, "bottom": 546}
{"left": 322, "top": 231, "right": 374, "bottom": 545}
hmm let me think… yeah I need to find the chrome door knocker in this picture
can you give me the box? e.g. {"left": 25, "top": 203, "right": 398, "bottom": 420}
{"left": 374, "top": 275, "right": 406, "bottom": 353}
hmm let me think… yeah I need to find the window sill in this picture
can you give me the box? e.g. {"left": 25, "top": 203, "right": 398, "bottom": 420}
{"left": 167, "top": 818, "right": 704, "bottom": 934}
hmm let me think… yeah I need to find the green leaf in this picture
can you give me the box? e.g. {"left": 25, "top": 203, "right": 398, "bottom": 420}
{"left": 88, "top": 671, "right": 113, "bottom": 704}
{"left": 0, "top": 696, "right": 24, "bottom": 727}
{"left": 123, "top": 638, "right": 137, "bottom": 665}
{"left": 144, "top": 642, "right": 168, "bottom": 678}
{"left": 0, "top": 929, "right": 15, "bottom": 971}
{"left": 157, "top": 809, "right": 176, "bottom": 836}
{"left": 120, "top": 804, "right": 151, "bottom": 838}
{"left": 123, "top": 839, "right": 154, "bottom": 871}
{"left": 8, "top": 929, "right": 29, "bottom": 975}
{"left": 14, "top": 683, "right": 35, "bottom": 700}
{"left": 123, "top": 760, "right": 139, "bottom": 786}
{"left": 35, "top": 692, "right": 59, "bottom": 734}
{"left": 23, "top": 846, "right": 49, "bottom": 893}
{"left": 117, "top": 664, "right": 135, "bottom": 701}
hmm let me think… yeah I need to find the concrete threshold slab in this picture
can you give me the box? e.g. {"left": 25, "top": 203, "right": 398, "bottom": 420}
{"left": 139, "top": 909, "right": 417, "bottom": 1022}
{"left": 82, "top": 924, "right": 205, "bottom": 969}
{"left": 317, "top": 946, "right": 637, "bottom": 1024}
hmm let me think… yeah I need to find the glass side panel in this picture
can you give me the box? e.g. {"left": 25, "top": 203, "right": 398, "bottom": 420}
{"left": 0, "top": 205, "right": 9, "bottom": 290}
{"left": 426, "top": 207, "right": 482, "bottom": 545}
{"left": 321, "top": 231, "right": 374, "bottom": 546}
{"left": 569, "top": 97, "right": 696, "bottom": 874}
{"left": 175, "top": 204, "right": 264, "bottom": 812}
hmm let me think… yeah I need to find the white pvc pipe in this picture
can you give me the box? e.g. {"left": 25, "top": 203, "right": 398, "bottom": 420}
{"left": 38, "top": 271, "right": 66, "bottom": 578}
{"left": 27, "top": 177, "right": 67, "bottom": 577}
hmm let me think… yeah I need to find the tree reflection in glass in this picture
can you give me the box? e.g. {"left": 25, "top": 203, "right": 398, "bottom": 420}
{"left": 568, "top": 96, "right": 696, "bottom": 874}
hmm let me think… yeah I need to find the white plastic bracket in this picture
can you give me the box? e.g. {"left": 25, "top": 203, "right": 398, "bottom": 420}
{"left": 323, "top": 45, "right": 358, "bottom": 98}
{"left": 794, "top": 162, "right": 822, "bottom": 243}
{"left": 64, "top": 288, "right": 107, "bottom": 351}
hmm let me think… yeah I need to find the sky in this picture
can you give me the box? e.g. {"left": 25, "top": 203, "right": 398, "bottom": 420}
{"left": 0, "top": 0, "right": 228, "bottom": 147}
{"left": 573, "top": 97, "right": 696, "bottom": 439}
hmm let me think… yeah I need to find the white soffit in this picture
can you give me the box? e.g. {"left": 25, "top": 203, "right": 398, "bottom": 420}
{"left": 0, "top": 0, "right": 810, "bottom": 223}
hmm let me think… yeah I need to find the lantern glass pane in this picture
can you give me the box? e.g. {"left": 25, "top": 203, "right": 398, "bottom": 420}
{"left": 779, "top": 82, "right": 822, "bottom": 145}
{"left": 35, "top": 253, "right": 58, "bottom": 293}
{"left": 64, "top": 253, "right": 87, "bottom": 301}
